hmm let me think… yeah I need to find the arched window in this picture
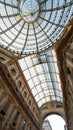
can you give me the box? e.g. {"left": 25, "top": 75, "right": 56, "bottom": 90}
{"left": 42, "top": 114, "right": 66, "bottom": 130}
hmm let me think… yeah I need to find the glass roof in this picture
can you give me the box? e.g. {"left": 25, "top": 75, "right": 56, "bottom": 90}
{"left": 0, "top": 0, "right": 73, "bottom": 55}
{"left": 19, "top": 50, "right": 63, "bottom": 107}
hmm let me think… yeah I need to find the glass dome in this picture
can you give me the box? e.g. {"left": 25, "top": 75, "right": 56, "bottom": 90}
{"left": 0, "top": 0, "right": 73, "bottom": 55}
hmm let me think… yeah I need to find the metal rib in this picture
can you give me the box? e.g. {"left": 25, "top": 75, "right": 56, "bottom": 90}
{"left": 37, "top": 21, "right": 53, "bottom": 44}
{"left": 0, "top": 1, "right": 18, "bottom": 9}
{"left": 21, "top": 23, "right": 29, "bottom": 54}
{"left": 0, "top": 13, "right": 20, "bottom": 18}
{"left": 40, "top": 2, "right": 73, "bottom": 12}
{"left": 39, "top": 16, "right": 64, "bottom": 28}
{"left": 7, "top": 22, "right": 25, "bottom": 48}
{"left": 33, "top": 23, "right": 38, "bottom": 52}
{"left": 0, "top": 18, "right": 22, "bottom": 35}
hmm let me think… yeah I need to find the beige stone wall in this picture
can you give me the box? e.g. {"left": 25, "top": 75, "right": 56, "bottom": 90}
{"left": 64, "top": 42, "right": 73, "bottom": 130}
{"left": 0, "top": 75, "right": 40, "bottom": 130}
{"left": 0, "top": 48, "right": 41, "bottom": 122}
{"left": 0, "top": 48, "right": 41, "bottom": 130}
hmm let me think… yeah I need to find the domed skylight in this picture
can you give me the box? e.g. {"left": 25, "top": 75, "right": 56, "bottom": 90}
{"left": 0, "top": 0, "right": 73, "bottom": 55}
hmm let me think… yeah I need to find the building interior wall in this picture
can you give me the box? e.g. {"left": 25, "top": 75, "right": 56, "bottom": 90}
{"left": 0, "top": 50, "right": 41, "bottom": 130}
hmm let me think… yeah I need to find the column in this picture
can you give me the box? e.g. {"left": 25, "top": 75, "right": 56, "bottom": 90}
{"left": 2, "top": 104, "right": 14, "bottom": 129}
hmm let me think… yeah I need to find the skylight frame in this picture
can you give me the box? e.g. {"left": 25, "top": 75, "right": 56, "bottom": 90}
{"left": 19, "top": 49, "right": 63, "bottom": 107}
